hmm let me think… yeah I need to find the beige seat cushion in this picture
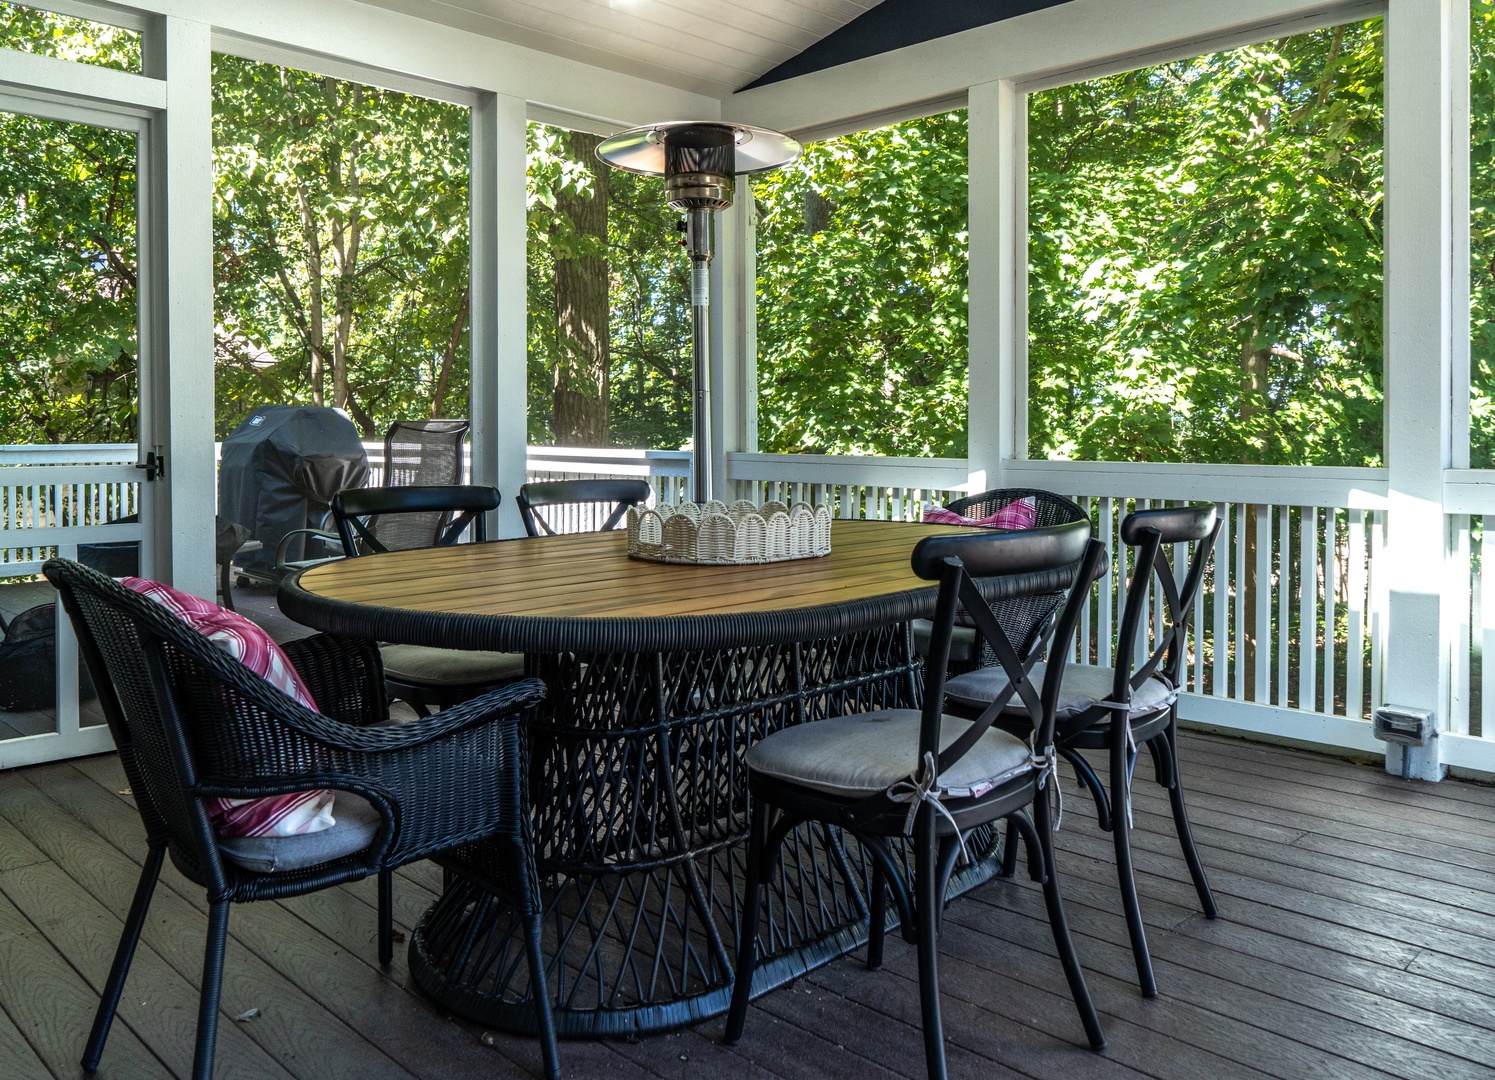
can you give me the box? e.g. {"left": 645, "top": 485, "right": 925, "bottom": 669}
{"left": 910, "top": 619, "right": 979, "bottom": 662}
{"left": 747, "top": 709, "right": 1032, "bottom": 799}
{"left": 944, "top": 662, "right": 1174, "bottom": 723}
{"left": 379, "top": 644, "right": 525, "bottom": 687}
{"left": 217, "top": 792, "right": 382, "bottom": 873}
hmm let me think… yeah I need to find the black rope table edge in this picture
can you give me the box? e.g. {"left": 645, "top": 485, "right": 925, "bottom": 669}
{"left": 277, "top": 564, "right": 1077, "bottom": 654}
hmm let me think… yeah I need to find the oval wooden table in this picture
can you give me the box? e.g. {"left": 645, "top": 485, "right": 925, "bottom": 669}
{"left": 279, "top": 519, "right": 1074, "bottom": 1039}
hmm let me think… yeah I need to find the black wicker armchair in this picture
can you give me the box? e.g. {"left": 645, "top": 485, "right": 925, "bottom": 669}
{"left": 43, "top": 558, "right": 559, "bottom": 1080}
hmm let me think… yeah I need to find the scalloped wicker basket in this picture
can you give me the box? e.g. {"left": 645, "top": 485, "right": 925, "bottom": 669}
{"left": 626, "top": 500, "right": 833, "bottom": 565}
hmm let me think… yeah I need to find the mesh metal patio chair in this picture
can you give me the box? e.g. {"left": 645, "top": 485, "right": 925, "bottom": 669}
{"left": 725, "top": 521, "right": 1108, "bottom": 1080}
{"left": 275, "top": 418, "right": 471, "bottom": 578}
{"left": 43, "top": 557, "right": 558, "bottom": 1080}
{"left": 944, "top": 502, "right": 1221, "bottom": 997}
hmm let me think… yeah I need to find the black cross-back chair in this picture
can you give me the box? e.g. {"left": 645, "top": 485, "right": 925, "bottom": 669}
{"left": 725, "top": 522, "right": 1108, "bottom": 1080}
{"left": 945, "top": 502, "right": 1221, "bottom": 997}
{"left": 41, "top": 558, "right": 559, "bottom": 1080}
{"left": 516, "top": 478, "right": 652, "bottom": 537}
{"left": 913, "top": 488, "right": 1090, "bottom": 673}
{"left": 330, "top": 484, "right": 525, "bottom": 715}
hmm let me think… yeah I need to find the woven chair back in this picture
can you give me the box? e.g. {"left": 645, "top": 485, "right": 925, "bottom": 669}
{"left": 43, "top": 559, "right": 244, "bottom": 877}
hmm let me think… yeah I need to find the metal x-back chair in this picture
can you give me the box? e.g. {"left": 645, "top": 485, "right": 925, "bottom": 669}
{"left": 726, "top": 521, "right": 1108, "bottom": 1080}
{"left": 516, "top": 478, "right": 652, "bottom": 537}
{"left": 330, "top": 484, "right": 524, "bottom": 714}
{"left": 42, "top": 558, "right": 557, "bottom": 1080}
{"left": 945, "top": 502, "right": 1221, "bottom": 997}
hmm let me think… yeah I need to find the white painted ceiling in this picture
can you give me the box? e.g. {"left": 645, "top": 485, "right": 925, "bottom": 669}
{"left": 353, "top": 0, "right": 880, "bottom": 99}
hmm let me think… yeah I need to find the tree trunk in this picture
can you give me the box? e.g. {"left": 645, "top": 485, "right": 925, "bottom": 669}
{"left": 551, "top": 130, "right": 610, "bottom": 446}
{"left": 432, "top": 286, "right": 469, "bottom": 418}
{"left": 295, "top": 179, "right": 327, "bottom": 406}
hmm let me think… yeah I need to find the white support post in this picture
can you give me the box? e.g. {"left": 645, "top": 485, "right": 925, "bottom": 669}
{"left": 470, "top": 92, "right": 529, "bottom": 538}
{"left": 1382, "top": 0, "right": 1455, "bottom": 779}
{"left": 967, "top": 79, "right": 1020, "bottom": 494}
{"left": 148, "top": 16, "right": 215, "bottom": 597}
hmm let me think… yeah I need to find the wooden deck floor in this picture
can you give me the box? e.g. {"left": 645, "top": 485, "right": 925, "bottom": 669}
{"left": 0, "top": 732, "right": 1493, "bottom": 1080}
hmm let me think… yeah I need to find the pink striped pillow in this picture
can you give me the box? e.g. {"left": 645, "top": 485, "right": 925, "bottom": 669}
{"left": 123, "top": 578, "right": 337, "bottom": 840}
{"left": 922, "top": 497, "right": 1039, "bottom": 531}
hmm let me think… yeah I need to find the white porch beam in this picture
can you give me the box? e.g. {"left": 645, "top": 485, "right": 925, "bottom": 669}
{"left": 146, "top": 16, "right": 215, "bottom": 597}
{"left": 469, "top": 92, "right": 529, "bottom": 539}
{"left": 1382, "top": 0, "right": 1456, "bottom": 780}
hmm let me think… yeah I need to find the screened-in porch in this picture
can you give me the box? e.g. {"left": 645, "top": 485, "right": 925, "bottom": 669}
{"left": 2, "top": 0, "right": 1493, "bottom": 1078}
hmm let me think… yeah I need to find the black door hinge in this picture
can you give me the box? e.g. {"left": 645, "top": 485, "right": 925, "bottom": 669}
{"left": 136, "top": 450, "right": 165, "bottom": 482}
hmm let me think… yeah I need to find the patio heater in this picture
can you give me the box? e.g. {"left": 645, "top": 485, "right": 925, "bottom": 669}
{"left": 597, "top": 121, "right": 801, "bottom": 503}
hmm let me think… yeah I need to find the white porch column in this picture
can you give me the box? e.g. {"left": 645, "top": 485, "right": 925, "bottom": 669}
{"left": 148, "top": 17, "right": 215, "bottom": 597}
{"left": 1382, "top": 0, "right": 1456, "bottom": 780}
{"left": 967, "top": 78, "right": 1022, "bottom": 493}
{"left": 470, "top": 92, "right": 529, "bottom": 538}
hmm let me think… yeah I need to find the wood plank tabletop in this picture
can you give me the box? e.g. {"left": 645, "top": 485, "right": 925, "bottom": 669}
{"left": 280, "top": 519, "right": 978, "bottom": 653}
{"left": 294, "top": 519, "right": 971, "bottom": 620}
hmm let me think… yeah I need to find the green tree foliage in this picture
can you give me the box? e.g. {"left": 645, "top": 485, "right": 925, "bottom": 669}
{"left": 1471, "top": 1, "right": 1495, "bottom": 466}
{"left": 753, "top": 113, "right": 969, "bottom": 457}
{"left": 1029, "top": 20, "right": 1384, "bottom": 465}
{"left": 213, "top": 56, "right": 471, "bottom": 438}
{"left": 525, "top": 122, "right": 690, "bottom": 449}
{"left": 0, "top": 2, "right": 139, "bottom": 72}
{"left": 0, "top": 11, "right": 137, "bottom": 445}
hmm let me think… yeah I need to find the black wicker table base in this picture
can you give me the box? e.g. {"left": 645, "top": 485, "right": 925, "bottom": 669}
{"left": 406, "top": 627, "right": 1005, "bottom": 1037}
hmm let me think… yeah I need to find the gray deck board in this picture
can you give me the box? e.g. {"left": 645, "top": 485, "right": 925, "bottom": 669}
{"left": 0, "top": 733, "right": 1493, "bottom": 1079}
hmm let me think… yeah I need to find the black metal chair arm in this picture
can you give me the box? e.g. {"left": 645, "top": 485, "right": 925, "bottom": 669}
{"left": 279, "top": 633, "right": 387, "bottom": 727}
{"left": 274, "top": 527, "right": 343, "bottom": 567}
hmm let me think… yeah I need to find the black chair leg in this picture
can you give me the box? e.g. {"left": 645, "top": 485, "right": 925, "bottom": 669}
{"left": 913, "top": 810, "right": 947, "bottom": 1080}
{"left": 725, "top": 798, "right": 769, "bottom": 1044}
{"left": 523, "top": 912, "right": 561, "bottom": 1080}
{"left": 1028, "top": 802, "right": 1107, "bottom": 1049}
{"left": 83, "top": 845, "right": 164, "bottom": 1072}
{"left": 1111, "top": 727, "right": 1156, "bottom": 997}
{"left": 867, "top": 862, "right": 886, "bottom": 970}
{"left": 193, "top": 900, "right": 231, "bottom": 1080}
{"left": 378, "top": 869, "right": 394, "bottom": 965}
{"left": 1159, "top": 722, "right": 1217, "bottom": 918}
{"left": 999, "top": 817, "right": 1020, "bottom": 877}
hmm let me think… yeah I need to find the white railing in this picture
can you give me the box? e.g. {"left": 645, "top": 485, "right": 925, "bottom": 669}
{"left": 0, "top": 446, "right": 142, "bottom": 575}
{"left": 11, "top": 442, "right": 1485, "bottom": 768}
{"left": 727, "top": 452, "right": 969, "bottom": 519}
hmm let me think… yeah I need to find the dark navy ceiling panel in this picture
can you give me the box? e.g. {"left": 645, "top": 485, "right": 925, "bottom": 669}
{"left": 740, "top": 0, "right": 1078, "bottom": 92}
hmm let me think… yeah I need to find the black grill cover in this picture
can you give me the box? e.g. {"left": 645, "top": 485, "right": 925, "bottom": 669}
{"left": 218, "top": 406, "right": 370, "bottom": 572}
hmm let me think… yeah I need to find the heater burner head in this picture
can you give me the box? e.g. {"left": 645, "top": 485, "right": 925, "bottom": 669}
{"left": 597, "top": 121, "right": 801, "bottom": 211}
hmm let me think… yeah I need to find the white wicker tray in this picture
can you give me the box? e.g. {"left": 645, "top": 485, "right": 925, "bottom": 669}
{"left": 626, "top": 500, "right": 833, "bottom": 565}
